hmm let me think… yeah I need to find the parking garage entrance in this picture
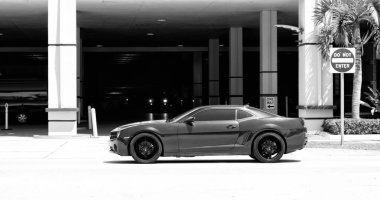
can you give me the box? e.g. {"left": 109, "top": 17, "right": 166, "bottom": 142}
{"left": 0, "top": 49, "right": 300, "bottom": 124}
{"left": 84, "top": 52, "right": 194, "bottom": 121}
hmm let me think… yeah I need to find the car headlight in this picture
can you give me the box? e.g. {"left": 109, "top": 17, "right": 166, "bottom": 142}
{"left": 111, "top": 127, "right": 122, "bottom": 138}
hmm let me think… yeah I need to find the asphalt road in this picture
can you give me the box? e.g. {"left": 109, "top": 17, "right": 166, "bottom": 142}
{"left": 0, "top": 136, "right": 379, "bottom": 200}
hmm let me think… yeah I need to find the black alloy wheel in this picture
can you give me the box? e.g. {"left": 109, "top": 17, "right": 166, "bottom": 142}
{"left": 129, "top": 133, "right": 162, "bottom": 164}
{"left": 252, "top": 132, "right": 285, "bottom": 163}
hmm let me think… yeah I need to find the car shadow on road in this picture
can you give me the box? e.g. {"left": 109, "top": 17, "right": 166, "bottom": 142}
{"left": 104, "top": 159, "right": 301, "bottom": 164}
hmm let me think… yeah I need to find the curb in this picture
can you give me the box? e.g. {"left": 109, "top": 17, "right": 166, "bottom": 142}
{"left": 33, "top": 134, "right": 99, "bottom": 139}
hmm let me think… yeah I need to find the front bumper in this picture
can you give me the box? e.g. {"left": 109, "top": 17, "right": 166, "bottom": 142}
{"left": 109, "top": 137, "right": 130, "bottom": 156}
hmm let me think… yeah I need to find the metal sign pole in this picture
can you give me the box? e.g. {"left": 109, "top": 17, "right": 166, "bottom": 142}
{"left": 341, "top": 73, "right": 344, "bottom": 146}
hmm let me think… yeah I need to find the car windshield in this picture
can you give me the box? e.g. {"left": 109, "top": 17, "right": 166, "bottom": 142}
{"left": 167, "top": 108, "right": 199, "bottom": 122}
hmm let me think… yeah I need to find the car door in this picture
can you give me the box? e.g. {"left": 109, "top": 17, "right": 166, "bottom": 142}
{"left": 177, "top": 108, "right": 239, "bottom": 155}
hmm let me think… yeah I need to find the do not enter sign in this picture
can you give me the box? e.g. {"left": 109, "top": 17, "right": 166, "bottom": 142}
{"left": 329, "top": 48, "right": 356, "bottom": 146}
{"left": 330, "top": 48, "right": 355, "bottom": 73}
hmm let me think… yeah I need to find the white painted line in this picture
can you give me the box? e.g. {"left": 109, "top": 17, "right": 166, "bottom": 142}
{"left": 331, "top": 58, "right": 354, "bottom": 63}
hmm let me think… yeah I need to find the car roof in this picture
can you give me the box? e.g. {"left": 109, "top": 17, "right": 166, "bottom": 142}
{"left": 196, "top": 105, "right": 247, "bottom": 109}
{"left": 194, "top": 105, "right": 279, "bottom": 117}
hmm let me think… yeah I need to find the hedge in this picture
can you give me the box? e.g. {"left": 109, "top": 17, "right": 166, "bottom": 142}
{"left": 322, "top": 118, "right": 380, "bottom": 135}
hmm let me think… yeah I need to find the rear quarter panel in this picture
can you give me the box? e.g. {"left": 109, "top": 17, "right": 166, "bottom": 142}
{"left": 237, "top": 117, "right": 305, "bottom": 154}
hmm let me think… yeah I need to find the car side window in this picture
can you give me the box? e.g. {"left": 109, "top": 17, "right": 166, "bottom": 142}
{"left": 193, "top": 109, "right": 235, "bottom": 121}
{"left": 237, "top": 109, "right": 254, "bottom": 119}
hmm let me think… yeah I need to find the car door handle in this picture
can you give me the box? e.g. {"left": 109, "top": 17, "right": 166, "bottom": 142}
{"left": 227, "top": 125, "right": 237, "bottom": 129}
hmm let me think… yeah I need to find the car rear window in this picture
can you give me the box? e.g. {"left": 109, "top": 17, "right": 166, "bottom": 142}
{"left": 246, "top": 107, "right": 278, "bottom": 118}
{"left": 237, "top": 109, "right": 253, "bottom": 119}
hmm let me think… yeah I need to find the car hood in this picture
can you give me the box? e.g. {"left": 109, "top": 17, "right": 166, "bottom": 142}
{"left": 112, "top": 120, "right": 166, "bottom": 132}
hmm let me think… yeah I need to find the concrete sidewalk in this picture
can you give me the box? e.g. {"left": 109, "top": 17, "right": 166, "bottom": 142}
{"left": 0, "top": 122, "right": 124, "bottom": 137}
{"left": 1, "top": 124, "right": 380, "bottom": 150}
{"left": 307, "top": 131, "right": 380, "bottom": 142}
{"left": 306, "top": 131, "right": 380, "bottom": 150}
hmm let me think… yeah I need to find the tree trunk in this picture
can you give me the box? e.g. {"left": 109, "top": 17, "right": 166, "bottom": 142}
{"left": 352, "top": 26, "right": 362, "bottom": 119}
{"left": 352, "top": 46, "right": 362, "bottom": 119}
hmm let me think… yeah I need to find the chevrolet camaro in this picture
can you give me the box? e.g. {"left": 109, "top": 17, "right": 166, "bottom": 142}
{"left": 109, "top": 105, "right": 308, "bottom": 163}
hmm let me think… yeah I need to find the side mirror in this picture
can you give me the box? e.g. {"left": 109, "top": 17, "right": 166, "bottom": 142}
{"left": 184, "top": 116, "right": 195, "bottom": 125}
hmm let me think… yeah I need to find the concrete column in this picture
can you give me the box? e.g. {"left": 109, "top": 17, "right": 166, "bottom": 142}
{"left": 298, "top": 0, "right": 333, "bottom": 130}
{"left": 193, "top": 52, "right": 203, "bottom": 107}
{"left": 229, "top": 27, "right": 244, "bottom": 105}
{"left": 47, "top": 0, "right": 78, "bottom": 135}
{"left": 209, "top": 38, "right": 220, "bottom": 105}
{"left": 260, "top": 10, "right": 278, "bottom": 114}
{"left": 77, "top": 27, "right": 83, "bottom": 124}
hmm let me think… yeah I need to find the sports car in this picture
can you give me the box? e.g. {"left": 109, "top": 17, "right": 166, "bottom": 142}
{"left": 109, "top": 105, "right": 307, "bottom": 163}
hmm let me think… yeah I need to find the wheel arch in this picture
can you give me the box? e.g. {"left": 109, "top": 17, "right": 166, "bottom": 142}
{"left": 128, "top": 130, "right": 165, "bottom": 156}
{"left": 251, "top": 129, "right": 287, "bottom": 154}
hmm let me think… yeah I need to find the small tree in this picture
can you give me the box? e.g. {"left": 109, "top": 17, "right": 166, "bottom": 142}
{"left": 313, "top": 0, "right": 380, "bottom": 119}
{"left": 361, "top": 86, "right": 380, "bottom": 115}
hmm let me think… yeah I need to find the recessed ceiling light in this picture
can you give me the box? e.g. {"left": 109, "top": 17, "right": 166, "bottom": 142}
{"left": 147, "top": 33, "right": 155, "bottom": 36}
{"left": 178, "top": 45, "right": 184, "bottom": 47}
{"left": 96, "top": 44, "right": 103, "bottom": 47}
{"left": 219, "top": 44, "right": 224, "bottom": 47}
{"left": 157, "top": 19, "right": 166, "bottom": 22}
{"left": 0, "top": 33, "right": 3, "bottom": 36}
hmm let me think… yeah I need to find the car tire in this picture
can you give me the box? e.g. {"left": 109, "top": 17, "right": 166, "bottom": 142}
{"left": 252, "top": 132, "right": 285, "bottom": 163}
{"left": 17, "top": 112, "right": 28, "bottom": 124}
{"left": 129, "top": 133, "right": 162, "bottom": 164}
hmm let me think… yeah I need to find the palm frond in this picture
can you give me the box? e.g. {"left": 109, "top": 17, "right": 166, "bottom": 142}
{"left": 314, "top": 0, "right": 335, "bottom": 25}
{"left": 367, "top": 0, "right": 380, "bottom": 25}
{"left": 316, "top": 26, "right": 334, "bottom": 59}
{"left": 363, "top": 86, "right": 380, "bottom": 113}
{"left": 334, "top": 23, "right": 349, "bottom": 46}
{"left": 314, "top": 0, "right": 380, "bottom": 58}
{"left": 360, "top": 100, "right": 373, "bottom": 108}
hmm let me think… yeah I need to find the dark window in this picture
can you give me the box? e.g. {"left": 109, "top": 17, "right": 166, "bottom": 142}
{"left": 237, "top": 110, "right": 253, "bottom": 119}
{"left": 193, "top": 109, "right": 235, "bottom": 121}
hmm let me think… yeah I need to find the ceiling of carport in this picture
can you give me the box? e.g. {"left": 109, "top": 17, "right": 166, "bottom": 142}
{"left": 0, "top": 0, "right": 298, "bottom": 47}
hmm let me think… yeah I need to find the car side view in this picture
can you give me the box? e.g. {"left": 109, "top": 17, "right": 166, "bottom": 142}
{"left": 109, "top": 105, "right": 308, "bottom": 163}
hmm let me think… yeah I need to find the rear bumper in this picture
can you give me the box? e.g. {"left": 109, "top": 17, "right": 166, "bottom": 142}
{"left": 109, "top": 138, "right": 130, "bottom": 156}
{"left": 285, "top": 127, "right": 308, "bottom": 153}
{"left": 303, "top": 135, "right": 308, "bottom": 148}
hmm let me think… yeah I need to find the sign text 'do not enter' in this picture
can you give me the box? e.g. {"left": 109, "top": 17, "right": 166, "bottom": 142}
{"left": 330, "top": 48, "right": 355, "bottom": 73}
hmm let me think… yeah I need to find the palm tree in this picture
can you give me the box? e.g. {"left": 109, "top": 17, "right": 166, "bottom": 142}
{"left": 313, "top": 0, "right": 380, "bottom": 119}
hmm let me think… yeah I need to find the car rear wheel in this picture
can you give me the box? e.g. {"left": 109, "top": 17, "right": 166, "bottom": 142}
{"left": 252, "top": 132, "right": 285, "bottom": 163}
{"left": 129, "top": 133, "right": 162, "bottom": 164}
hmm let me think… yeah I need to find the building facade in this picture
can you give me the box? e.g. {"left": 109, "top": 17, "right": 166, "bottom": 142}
{"left": 0, "top": 0, "right": 377, "bottom": 135}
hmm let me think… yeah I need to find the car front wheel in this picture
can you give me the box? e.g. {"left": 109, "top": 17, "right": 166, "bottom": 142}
{"left": 252, "top": 132, "right": 285, "bottom": 163}
{"left": 129, "top": 133, "right": 162, "bottom": 164}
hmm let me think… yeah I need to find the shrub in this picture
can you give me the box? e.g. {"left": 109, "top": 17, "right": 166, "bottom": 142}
{"left": 322, "top": 118, "right": 380, "bottom": 135}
